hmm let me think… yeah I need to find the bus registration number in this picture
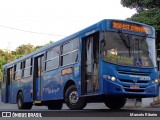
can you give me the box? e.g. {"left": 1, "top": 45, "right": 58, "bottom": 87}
{"left": 130, "top": 85, "right": 139, "bottom": 89}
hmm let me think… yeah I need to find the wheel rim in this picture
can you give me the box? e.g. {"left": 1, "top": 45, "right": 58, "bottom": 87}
{"left": 69, "top": 91, "right": 79, "bottom": 104}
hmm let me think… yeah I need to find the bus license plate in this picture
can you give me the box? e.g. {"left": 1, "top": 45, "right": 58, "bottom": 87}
{"left": 130, "top": 85, "right": 139, "bottom": 89}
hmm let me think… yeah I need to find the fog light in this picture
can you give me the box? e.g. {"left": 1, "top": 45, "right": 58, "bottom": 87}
{"left": 107, "top": 75, "right": 111, "bottom": 80}
{"left": 111, "top": 76, "right": 116, "bottom": 81}
{"left": 154, "top": 79, "right": 159, "bottom": 84}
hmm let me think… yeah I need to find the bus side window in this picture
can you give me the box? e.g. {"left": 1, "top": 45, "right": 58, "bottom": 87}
{"left": 3, "top": 69, "right": 7, "bottom": 83}
{"left": 13, "top": 65, "right": 16, "bottom": 80}
{"left": 9, "top": 67, "right": 14, "bottom": 83}
{"left": 45, "top": 46, "right": 60, "bottom": 71}
{"left": 14, "top": 62, "right": 22, "bottom": 80}
{"left": 23, "top": 58, "right": 33, "bottom": 77}
{"left": 61, "top": 38, "right": 79, "bottom": 66}
{"left": 22, "top": 61, "right": 25, "bottom": 78}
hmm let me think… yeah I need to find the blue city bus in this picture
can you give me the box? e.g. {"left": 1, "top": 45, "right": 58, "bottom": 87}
{"left": 1, "top": 19, "right": 159, "bottom": 110}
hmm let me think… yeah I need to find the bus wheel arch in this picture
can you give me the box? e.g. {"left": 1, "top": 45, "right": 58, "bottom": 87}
{"left": 17, "top": 90, "right": 32, "bottom": 109}
{"left": 63, "top": 80, "right": 76, "bottom": 99}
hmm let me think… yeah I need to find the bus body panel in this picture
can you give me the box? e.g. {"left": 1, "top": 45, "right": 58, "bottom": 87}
{"left": 11, "top": 80, "right": 21, "bottom": 104}
{"left": 1, "top": 19, "right": 159, "bottom": 107}
{"left": 42, "top": 64, "right": 81, "bottom": 101}
{"left": 1, "top": 83, "right": 7, "bottom": 103}
{"left": 100, "top": 60, "right": 159, "bottom": 97}
{"left": 10, "top": 77, "right": 33, "bottom": 104}
{"left": 22, "top": 77, "right": 33, "bottom": 103}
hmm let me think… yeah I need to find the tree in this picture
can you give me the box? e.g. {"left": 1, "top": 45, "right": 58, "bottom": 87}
{"left": 15, "top": 44, "right": 35, "bottom": 58}
{"left": 0, "top": 50, "right": 15, "bottom": 82}
{"left": 121, "top": 0, "right": 160, "bottom": 56}
{"left": 121, "top": 0, "right": 160, "bottom": 12}
{"left": 0, "top": 41, "right": 54, "bottom": 83}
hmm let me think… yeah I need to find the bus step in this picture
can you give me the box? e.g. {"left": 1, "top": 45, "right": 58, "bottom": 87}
{"left": 34, "top": 101, "right": 42, "bottom": 104}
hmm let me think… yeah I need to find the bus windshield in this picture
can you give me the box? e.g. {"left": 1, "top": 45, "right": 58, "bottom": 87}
{"left": 102, "top": 31, "right": 157, "bottom": 68}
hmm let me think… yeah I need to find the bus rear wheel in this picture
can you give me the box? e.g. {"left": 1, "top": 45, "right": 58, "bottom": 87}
{"left": 47, "top": 101, "right": 63, "bottom": 110}
{"left": 17, "top": 92, "right": 32, "bottom": 109}
{"left": 104, "top": 95, "right": 126, "bottom": 109}
{"left": 65, "top": 85, "right": 87, "bottom": 110}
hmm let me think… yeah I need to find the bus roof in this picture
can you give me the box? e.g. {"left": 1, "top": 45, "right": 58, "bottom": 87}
{"left": 3, "top": 19, "right": 155, "bottom": 68}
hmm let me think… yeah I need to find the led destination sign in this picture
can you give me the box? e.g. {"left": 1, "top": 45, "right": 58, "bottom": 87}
{"left": 112, "top": 21, "right": 152, "bottom": 34}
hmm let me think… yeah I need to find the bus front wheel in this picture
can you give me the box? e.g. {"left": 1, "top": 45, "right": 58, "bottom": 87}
{"left": 104, "top": 95, "right": 126, "bottom": 109}
{"left": 17, "top": 92, "right": 32, "bottom": 109}
{"left": 65, "top": 85, "right": 87, "bottom": 110}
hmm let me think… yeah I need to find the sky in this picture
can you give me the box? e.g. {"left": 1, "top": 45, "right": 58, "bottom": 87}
{"left": 0, "top": 0, "right": 136, "bottom": 51}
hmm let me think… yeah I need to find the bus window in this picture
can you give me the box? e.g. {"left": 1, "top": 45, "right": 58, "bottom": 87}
{"left": 2, "top": 69, "right": 7, "bottom": 83}
{"left": 23, "top": 58, "right": 32, "bottom": 77}
{"left": 45, "top": 46, "right": 60, "bottom": 71}
{"left": 9, "top": 67, "right": 14, "bottom": 83}
{"left": 14, "top": 62, "right": 22, "bottom": 80}
{"left": 61, "top": 38, "right": 79, "bottom": 66}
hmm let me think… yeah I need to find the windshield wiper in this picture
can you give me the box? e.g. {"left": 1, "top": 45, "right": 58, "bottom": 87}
{"left": 118, "top": 30, "right": 131, "bottom": 56}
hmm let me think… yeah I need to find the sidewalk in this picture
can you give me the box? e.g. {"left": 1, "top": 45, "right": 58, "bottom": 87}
{"left": 124, "top": 99, "right": 142, "bottom": 108}
{"left": 150, "top": 101, "right": 160, "bottom": 108}
{"left": 124, "top": 99, "right": 160, "bottom": 108}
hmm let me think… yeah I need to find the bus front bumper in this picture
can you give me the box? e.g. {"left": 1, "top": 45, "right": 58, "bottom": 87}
{"left": 103, "top": 80, "right": 159, "bottom": 98}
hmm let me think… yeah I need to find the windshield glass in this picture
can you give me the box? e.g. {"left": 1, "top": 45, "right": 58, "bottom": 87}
{"left": 102, "top": 31, "right": 156, "bottom": 68}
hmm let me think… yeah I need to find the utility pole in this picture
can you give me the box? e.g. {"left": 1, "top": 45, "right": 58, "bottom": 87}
{"left": 7, "top": 42, "right": 12, "bottom": 53}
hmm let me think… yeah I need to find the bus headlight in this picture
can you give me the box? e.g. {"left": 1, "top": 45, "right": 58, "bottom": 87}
{"left": 111, "top": 76, "right": 116, "bottom": 81}
{"left": 103, "top": 75, "right": 116, "bottom": 82}
{"left": 154, "top": 79, "right": 159, "bottom": 84}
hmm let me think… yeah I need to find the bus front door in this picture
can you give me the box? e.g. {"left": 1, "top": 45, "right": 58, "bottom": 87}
{"left": 33, "top": 55, "right": 44, "bottom": 102}
{"left": 82, "top": 32, "right": 99, "bottom": 94}
{"left": 8, "top": 67, "right": 13, "bottom": 103}
{"left": 2, "top": 67, "right": 13, "bottom": 103}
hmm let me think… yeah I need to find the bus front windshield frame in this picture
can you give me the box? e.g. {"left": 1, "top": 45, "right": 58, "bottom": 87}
{"left": 102, "top": 31, "right": 157, "bottom": 68}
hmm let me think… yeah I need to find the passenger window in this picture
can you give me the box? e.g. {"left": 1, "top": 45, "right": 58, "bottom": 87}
{"left": 45, "top": 46, "right": 60, "bottom": 71}
{"left": 14, "top": 62, "right": 22, "bottom": 80}
{"left": 2, "top": 69, "right": 7, "bottom": 83}
{"left": 23, "top": 58, "right": 32, "bottom": 77}
{"left": 61, "top": 38, "right": 79, "bottom": 66}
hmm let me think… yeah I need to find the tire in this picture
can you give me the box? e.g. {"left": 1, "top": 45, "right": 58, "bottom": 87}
{"left": 47, "top": 101, "right": 63, "bottom": 110}
{"left": 17, "top": 92, "right": 32, "bottom": 110}
{"left": 65, "top": 85, "right": 87, "bottom": 110}
{"left": 104, "top": 95, "right": 126, "bottom": 110}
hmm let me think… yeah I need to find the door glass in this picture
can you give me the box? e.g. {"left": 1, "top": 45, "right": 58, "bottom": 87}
{"left": 92, "top": 37, "right": 99, "bottom": 91}
{"left": 84, "top": 34, "right": 99, "bottom": 93}
{"left": 86, "top": 37, "right": 93, "bottom": 92}
{"left": 34, "top": 55, "right": 44, "bottom": 100}
{"left": 82, "top": 33, "right": 100, "bottom": 94}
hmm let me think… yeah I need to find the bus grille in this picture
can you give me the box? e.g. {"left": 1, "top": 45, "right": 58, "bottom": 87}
{"left": 118, "top": 79, "right": 149, "bottom": 84}
{"left": 117, "top": 70, "right": 151, "bottom": 76}
{"left": 116, "top": 69, "right": 151, "bottom": 92}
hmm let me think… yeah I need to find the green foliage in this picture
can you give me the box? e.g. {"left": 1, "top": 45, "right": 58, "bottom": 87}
{"left": 121, "top": 0, "right": 160, "bottom": 57}
{"left": 15, "top": 44, "right": 35, "bottom": 58}
{"left": 0, "top": 49, "right": 15, "bottom": 82}
{"left": 121, "top": 0, "right": 160, "bottom": 12}
{"left": 128, "top": 8, "right": 160, "bottom": 30}
{"left": 0, "top": 41, "right": 53, "bottom": 82}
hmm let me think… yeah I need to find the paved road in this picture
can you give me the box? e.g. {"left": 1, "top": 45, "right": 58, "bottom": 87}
{"left": 0, "top": 95, "right": 160, "bottom": 119}
{"left": 0, "top": 99, "right": 146, "bottom": 110}
{"left": 0, "top": 98, "right": 159, "bottom": 110}
{"left": 0, "top": 101, "right": 160, "bottom": 120}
